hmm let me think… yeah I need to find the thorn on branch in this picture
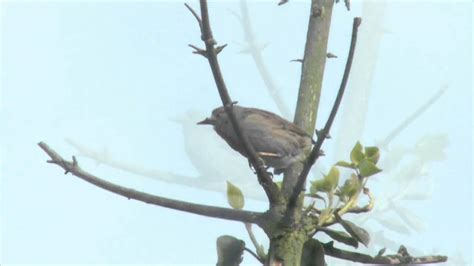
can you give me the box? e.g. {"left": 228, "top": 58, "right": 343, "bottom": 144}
{"left": 315, "top": 129, "right": 330, "bottom": 140}
{"left": 318, "top": 150, "right": 325, "bottom": 157}
{"left": 216, "top": 44, "right": 227, "bottom": 54}
{"left": 290, "top": 59, "right": 303, "bottom": 63}
{"left": 72, "top": 156, "right": 78, "bottom": 167}
{"left": 327, "top": 52, "right": 338, "bottom": 58}
{"left": 188, "top": 44, "right": 207, "bottom": 58}
{"left": 225, "top": 101, "right": 239, "bottom": 108}
{"left": 278, "top": 0, "right": 288, "bottom": 6}
{"left": 344, "top": 0, "right": 351, "bottom": 11}
{"left": 184, "top": 3, "right": 203, "bottom": 31}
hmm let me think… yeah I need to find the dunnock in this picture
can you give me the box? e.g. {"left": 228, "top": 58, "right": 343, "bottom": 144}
{"left": 198, "top": 106, "right": 313, "bottom": 175}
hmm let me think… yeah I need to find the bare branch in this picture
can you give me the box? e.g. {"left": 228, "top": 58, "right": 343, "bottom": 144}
{"left": 237, "top": 0, "right": 291, "bottom": 118}
{"left": 323, "top": 242, "right": 448, "bottom": 264}
{"left": 184, "top": 3, "right": 203, "bottom": 31}
{"left": 379, "top": 86, "right": 447, "bottom": 148}
{"left": 287, "top": 17, "right": 362, "bottom": 216}
{"left": 188, "top": 0, "right": 282, "bottom": 206}
{"left": 65, "top": 138, "right": 268, "bottom": 201}
{"left": 38, "top": 142, "right": 263, "bottom": 224}
{"left": 188, "top": 44, "right": 207, "bottom": 57}
{"left": 344, "top": 0, "right": 350, "bottom": 11}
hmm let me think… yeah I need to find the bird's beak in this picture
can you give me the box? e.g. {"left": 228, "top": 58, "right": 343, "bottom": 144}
{"left": 197, "top": 117, "right": 215, "bottom": 125}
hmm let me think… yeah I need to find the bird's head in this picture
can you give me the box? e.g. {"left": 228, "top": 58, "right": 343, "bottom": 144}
{"left": 197, "top": 107, "right": 227, "bottom": 126}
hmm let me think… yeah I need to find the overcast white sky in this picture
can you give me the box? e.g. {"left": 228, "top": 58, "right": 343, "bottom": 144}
{"left": 1, "top": 1, "right": 472, "bottom": 265}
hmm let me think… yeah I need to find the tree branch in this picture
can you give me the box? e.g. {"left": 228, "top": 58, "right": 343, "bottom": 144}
{"left": 379, "top": 86, "right": 447, "bottom": 148}
{"left": 323, "top": 242, "right": 447, "bottom": 264}
{"left": 236, "top": 0, "right": 291, "bottom": 118}
{"left": 38, "top": 142, "right": 264, "bottom": 224}
{"left": 186, "top": 1, "right": 282, "bottom": 206}
{"left": 287, "top": 17, "right": 362, "bottom": 218}
{"left": 65, "top": 139, "right": 269, "bottom": 201}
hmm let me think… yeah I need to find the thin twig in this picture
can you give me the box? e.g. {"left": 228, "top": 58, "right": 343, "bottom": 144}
{"left": 237, "top": 0, "right": 291, "bottom": 118}
{"left": 184, "top": 3, "right": 202, "bottom": 31}
{"left": 186, "top": 1, "right": 281, "bottom": 206}
{"left": 287, "top": 17, "right": 362, "bottom": 215}
{"left": 245, "top": 223, "right": 265, "bottom": 258}
{"left": 38, "top": 142, "right": 263, "bottom": 224}
{"left": 244, "top": 247, "right": 265, "bottom": 263}
{"left": 322, "top": 242, "right": 448, "bottom": 264}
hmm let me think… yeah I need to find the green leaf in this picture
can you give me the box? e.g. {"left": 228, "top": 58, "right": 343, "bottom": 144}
{"left": 325, "top": 166, "right": 340, "bottom": 190}
{"left": 319, "top": 228, "right": 359, "bottom": 248}
{"left": 226, "top": 181, "right": 245, "bottom": 210}
{"left": 310, "top": 179, "right": 331, "bottom": 193}
{"left": 358, "top": 159, "right": 382, "bottom": 177}
{"left": 339, "top": 174, "right": 361, "bottom": 198}
{"left": 350, "top": 141, "right": 365, "bottom": 165}
{"left": 335, "top": 214, "right": 370, "bottom": 247}
{"left": 365, "top": 146, "right": 380, "bottom": 164}
{"left": 311, "top": 167, "right": 340, "bottom": 194}
{"left": 335, "top": 160, "right": 356, "bottom": 169}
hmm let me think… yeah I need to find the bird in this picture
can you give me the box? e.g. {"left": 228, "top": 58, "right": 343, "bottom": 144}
{"left": 197, "top": 105, "right": 314, "bottom": 175}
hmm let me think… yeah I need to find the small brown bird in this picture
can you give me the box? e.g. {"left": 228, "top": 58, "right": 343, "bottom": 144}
{"left": 197, "top": 106, "right": 314, "bottom": 175}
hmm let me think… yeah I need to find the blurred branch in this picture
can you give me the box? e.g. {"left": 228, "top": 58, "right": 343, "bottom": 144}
{"left": 287, "top": 17, "right": 362, "bottom": 220}
{"left": 38, "top": 142, "right": 264, "bottom": 224}
{"left": 66, "top": 138, "right": 268, "bottom": 201}
{"left": 236, "top": 0, "right": 291, "bottom": 118}
{"left": 185, "top": 1, "right": 282, "bottom": 206}
{"left": 66, "top": 138, "right": 230, "bottom": 186}
{"left": 379, "top": 86, "right": 446, "bottom": 148}
{"left": 323, "top": 242, "right": 447, "bottom": 264}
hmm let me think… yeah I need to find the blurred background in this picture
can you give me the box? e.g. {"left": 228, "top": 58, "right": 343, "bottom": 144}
{"left": 1, "top": 0, "right": 472, "bottom": 265}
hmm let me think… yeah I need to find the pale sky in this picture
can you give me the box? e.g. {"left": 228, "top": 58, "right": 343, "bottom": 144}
{"left": 1, "top": 1, "right": 472, "bottom": 265}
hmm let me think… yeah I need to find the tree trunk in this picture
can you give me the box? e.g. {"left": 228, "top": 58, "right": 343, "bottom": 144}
{"left": 282, "top": 0, "right": 334, "bottom": 201}
{"left": 274, "top": 0, "right": 334, "bottom": 265}
{"left": 266, "top": 227, "right": 308, "bottom": 265}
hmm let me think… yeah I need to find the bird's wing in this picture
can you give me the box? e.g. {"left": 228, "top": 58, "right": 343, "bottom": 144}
{"left": 242, "top": 120, "right": 302, "bottom": 157}
{"left": 243, "top": 108, "right": 313, "bottom": 140}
